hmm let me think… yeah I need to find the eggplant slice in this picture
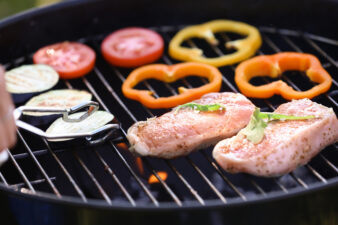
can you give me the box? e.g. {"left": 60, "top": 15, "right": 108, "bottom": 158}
{"left": 5, "top": 64, "right": 59, "bottom": 103}
{"left": 24, "top": 89, "right": 92, "bottom": 116}
{"left": 46, "top": 111, "right": 114, "bottom": 142}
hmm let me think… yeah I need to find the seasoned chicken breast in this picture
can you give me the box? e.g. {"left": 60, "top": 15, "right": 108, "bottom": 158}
{"left": 127, "top": 92, "right": 255, "bottom": 158}
{"left": 213, "top": 99, "right": 338, "bottom": 177}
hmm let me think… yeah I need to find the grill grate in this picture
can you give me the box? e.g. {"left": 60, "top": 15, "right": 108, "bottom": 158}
{"left": 0, "top": 25, "right": 337, "bottom": 208}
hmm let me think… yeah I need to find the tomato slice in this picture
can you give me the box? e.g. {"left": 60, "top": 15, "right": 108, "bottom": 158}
{"left": 33, "top": 42, "right": 96, "bottom": 79}
{"left": 101, "top": 27, "right": 164, "bottom": 67}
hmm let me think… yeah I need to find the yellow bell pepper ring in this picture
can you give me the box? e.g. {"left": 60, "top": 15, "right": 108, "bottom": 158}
{"left": 169, "top": 20, "right": 262, "bottom": 67}
{"left": 122, "top": 62, "right": 223, "bottom": 109}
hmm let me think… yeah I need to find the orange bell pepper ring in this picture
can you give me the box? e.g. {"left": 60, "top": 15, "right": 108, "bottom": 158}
{"left": 235, "top": 52, "right": 332, "bottom": 100}
{"left": 122, "top": 62, "right": 222, "bottom": 108}
{"left": 169, "top": 20, "right": 262, "bottom": 67}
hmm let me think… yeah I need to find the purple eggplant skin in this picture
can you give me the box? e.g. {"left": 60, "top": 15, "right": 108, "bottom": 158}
{"left": 20, "top": 113, "right": 61, "bottom": 127}
{"left": 11, "top": 91, "right": 43, "bottom": 105}
{"left": 20, "top": 89, "right": 92, "bottom": 126}
{"left": 5, "top": 64, "right": 60, "bottom": 104}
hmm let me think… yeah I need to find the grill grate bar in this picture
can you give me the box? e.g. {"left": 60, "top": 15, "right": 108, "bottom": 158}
{"left": 11, "top": 150, "right": 46, "bottom": 160}
{"left": 306, "top": 165, "right": 327, "bottom": 183}
{"left": 199, "top": 151, "right": 247, "bottom": 200}
{"left": 0, "top": 172, "right": 8, "bottom": 186}
{"left": 81, "top": 74, "right": 159, "bottom": 206}
{"left": 110, "top": 142, "right": 159, "bottom": 206}
{"left": 165, "top": 160, "right": 205, "bottom": 205}
{"left": 290, "top": 172, "right": 308, "bottom": 189}
{"left": 186, "top": 156, "right": 227, "bottom": 202}
{"left": 42, "top": 139, "right": 87, "bottom": 202}
{"left": 259, "top": 27, "right": 338, "bottom": 47}
{"left": 320, "top": 154, "right": 338, "bottom": 173}
{"left": 94, "top": 67, "right": 138, "bottom": 122}
{"left": 142, "top": 158, "right": 183, "bottom": 206}
{"left": 64, "top": 80, "right": 73, "bottom": 89}
{"left": 304, "top": 33, "right": 338, "bottom": 46}
{"left": 6, "top": 149, "right": 36, "bottom": 193}
{"left": 74, "top": 153, "right": 112, "bottom": 205}
{"left": 303, "top": 36, "right": 338, "bottom": 69}
{"left": 261, "top": 33, "right": 281, "bottom": 52}
{"left": 17, "top": 131, "right": 61, "bottom": 197}
{"left": 11, "top": 177, "right": 56, "bottom": 189}
{"left": 80, "top": 78, "right": 110, "bottom": 112}
{"left": 273, "top": 178, "right": 288, "bottom": 193}
{"left": 11, "top": 148, "right": 70, "bottom": 160}
{"left": 248, "top": 178, "right": 267, "bottom": 196}
{"left": 94, "top": 150, "right": 136, "bottom": 206}
{"left": 304, "top": 164, "right": 327, "bottom": 183}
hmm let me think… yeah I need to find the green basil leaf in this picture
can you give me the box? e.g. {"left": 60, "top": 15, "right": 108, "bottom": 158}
{"left": 240, "top": 108, "right": 267, "bottom": 144}
{"left": 259, "top": 112, "right": 315, "bottom": 121}
{"left": 175, "top": 103, "right": 226, "bottom": 113}
{"left": 242, "top": 108, "right": 316, "bottom": 144}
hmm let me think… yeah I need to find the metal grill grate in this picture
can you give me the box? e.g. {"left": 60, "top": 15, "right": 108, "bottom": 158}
{"left": 0, "top": 25, "right": 337, "bottom": 208}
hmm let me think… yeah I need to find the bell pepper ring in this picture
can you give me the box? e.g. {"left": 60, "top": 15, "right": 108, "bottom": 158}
{"left": 168, "top": 20, "right": 262, "bottom": 67}
{"left": 122, "top": 62, "right": 223, "bottom": 109}
{"left": 234, "top": 52, "right": 332, "bottom": 100}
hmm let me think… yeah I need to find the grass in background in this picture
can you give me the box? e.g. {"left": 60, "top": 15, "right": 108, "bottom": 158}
{"left": 0, "top": 0, "right": 62, "bottom": 19}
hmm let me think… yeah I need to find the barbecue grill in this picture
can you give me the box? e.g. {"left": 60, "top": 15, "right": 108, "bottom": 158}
{"left": 0, "top": 0, "right": 337, "bottom": 224}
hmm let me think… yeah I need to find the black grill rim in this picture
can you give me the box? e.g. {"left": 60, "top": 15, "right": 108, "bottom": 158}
{"left": 1, "top": 177, "right": 338, "bottom": 210}
{"left": 0, "top": 0, "right": 337, "bottom": 211}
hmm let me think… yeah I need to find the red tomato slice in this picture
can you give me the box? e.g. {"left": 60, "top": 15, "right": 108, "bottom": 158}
{"left": 33, "top": 42, "right": 96, "bottom": 79}
{"left": 101, "top": 27, "right": 164, "bottom": 67}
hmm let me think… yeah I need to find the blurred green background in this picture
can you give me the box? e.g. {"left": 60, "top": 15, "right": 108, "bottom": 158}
{"left": 0, "top": 0, "right": 63, "bottom": 19}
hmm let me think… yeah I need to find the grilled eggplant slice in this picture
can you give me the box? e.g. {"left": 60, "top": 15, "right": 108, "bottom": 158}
{"left": 46, "top": 111, "right": 114, "bottom": 142}
{"left": 22, "top": 89, "right": 92, "bottom": 126}
{"left": 5, "top": 64, "right": 59, "bottom": 103}
{"left": 24, "top": 89, "right": 92, "bottom": 116}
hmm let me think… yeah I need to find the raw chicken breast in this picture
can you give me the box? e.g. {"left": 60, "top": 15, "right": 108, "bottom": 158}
{"left": 213, "top": 99, "right": 338, "bottom": 177}
{"left": 127, "top": 92, "right": 255, "bottom": 159}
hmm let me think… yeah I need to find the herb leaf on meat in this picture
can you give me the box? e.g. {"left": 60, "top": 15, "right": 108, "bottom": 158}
{"left": 240, "top": 108, "right": 268, "bottom": 144}
{"left": 174, "top": 103, "right": 226, "bottom": 113}
{"left": 241, "top": 108, "right": 316, "bottom": 144}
